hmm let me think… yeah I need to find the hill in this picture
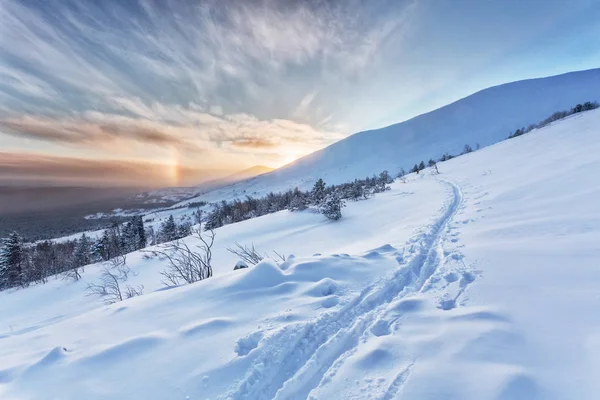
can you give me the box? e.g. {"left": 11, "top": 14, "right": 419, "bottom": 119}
{"left": 180, "top": 69, "right": 600, "bottom": 206}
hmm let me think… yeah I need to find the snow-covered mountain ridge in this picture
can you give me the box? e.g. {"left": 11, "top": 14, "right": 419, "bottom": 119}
{"left": 177, "top": 68, "right": 600, "bottom": 206}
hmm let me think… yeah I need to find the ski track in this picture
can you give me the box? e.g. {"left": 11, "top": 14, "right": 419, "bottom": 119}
{"left": 220, "top": 180, "right": 463, "bottom": 400}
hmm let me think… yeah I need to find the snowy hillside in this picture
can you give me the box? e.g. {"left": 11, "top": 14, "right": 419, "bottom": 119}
{"left": 178, "top": 68, "right": 600, "bottom": 206}
{"left": 1, "top": 108, "right": 599, "bottom": 399}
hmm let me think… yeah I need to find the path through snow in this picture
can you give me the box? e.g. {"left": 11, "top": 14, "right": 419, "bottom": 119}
{"left": 222, "top": 179, "right": 467, "bottom": 400}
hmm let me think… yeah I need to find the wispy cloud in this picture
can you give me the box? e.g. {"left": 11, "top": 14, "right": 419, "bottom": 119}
{"left": 0, "top": 151, "right": 235, "bottom": 187}
{"left": 0, "top": 100, "right": 344, "bottom": 166}
{"left": 0, "top": 0, "right": 419, "bottom": 183}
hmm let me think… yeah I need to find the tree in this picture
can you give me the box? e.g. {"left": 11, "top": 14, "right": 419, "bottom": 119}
{"left": 463, "top": 144, "right": 473, "bottom": 154}
{"left": 418, "top": 161, "right": 426, "bottom": 171}
{"left": 378, "top": 170, "right": 393, "bottom": 184}
{"left": 320, "top": 193, "right": 345, "bottom": 220}
{"left": 0, "top": 232, "right": 27, "bottom": 289}
{"left": 410, "top": 164, "right": 419, "bottom": 173}
{"left": 133, "top": 216, "right": 146, "bottom": 250}
{"left": 69, "top": 233, "right": 92, "bottom": 281}
{"left": 312, "top": 178, "right": 327, "bottom": 205}
{"left": 30, "top": 241, "right": 54, "bottom": 284}
{"left": 428, "top": 159, "right": 436, "bottom": 167}
{"left": 96, "top": 228, "right": 121, "bottom": 261}
{"left": 177, "top": 221, "right": 192, "bottom": 238}
{"left": 160, "top": 215, "right": 178, "bottom": 243}
{"left": 290, "top": 188, "right": 308, "bottom": 211}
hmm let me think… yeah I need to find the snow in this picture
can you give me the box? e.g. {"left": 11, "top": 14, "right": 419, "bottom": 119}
{"left": 1, "top": 108, "right": 600, "bottom": 399}
{"left": 178, "top": 68, "right": 600, "bottom": 205}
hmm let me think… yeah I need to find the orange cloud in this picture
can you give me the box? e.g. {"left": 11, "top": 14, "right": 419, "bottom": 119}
{"left": 0, "top": 152, "right": 235, "bottom": 187}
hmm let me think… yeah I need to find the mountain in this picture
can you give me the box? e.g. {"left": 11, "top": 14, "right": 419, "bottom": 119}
{"left": 205, "top": 69, "right": 600, "bottom": 199}
{"left": 224, "top": 165, "right": 274, "bottom": 181}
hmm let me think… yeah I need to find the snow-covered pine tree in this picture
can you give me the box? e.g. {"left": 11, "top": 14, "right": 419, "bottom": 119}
{"left": 311, "top": 178, "right": 326, "bottom": 205}
{"left": 160, "top": 215, "right": 178, "bottom": 242}
{"left": 290, "top": 187, "right": 308, "bottom": 211}
{"left": 133, "top": 216, "right": 146, "bottom": 250}
{"left": 204, "top": 206, "right": 223, "bottom": 231}
{"left": 120, "top": 221, "right": 136, "bottom": 253}
{"left": 177, "top": 221, "right": 192, "bottom": 238}
{"left": 379, "top": 170, "right": 393, "bottom": 184}
{"left": 0, "top": 232, "right": 26, "bottom": 289}
{"left": 74, "top": 233, "right": 92, "bottom": 267}
{"left": 320, "top": 193, "right": 345, "bottom": 220}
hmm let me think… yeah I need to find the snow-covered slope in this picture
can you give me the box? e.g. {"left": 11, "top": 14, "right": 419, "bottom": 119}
{"left": 178, "top": 69, "right": 600, "bottom": 206}
{"left": 1, "top": 109, "right": 600, "bottom": 399}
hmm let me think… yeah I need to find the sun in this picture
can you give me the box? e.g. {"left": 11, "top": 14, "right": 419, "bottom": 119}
{"left": 276, "top": 151, "right": 303, "bottom": 168}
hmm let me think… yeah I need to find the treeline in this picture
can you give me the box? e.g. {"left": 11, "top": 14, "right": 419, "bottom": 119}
{"left": 509, "top": 101, "right": 599, "bottom": 139}
{"left": 204, "top": 171, "right": 394, "bottom": 230}
{"left": 0, "top": 214, "right": 196, "bottom": 290}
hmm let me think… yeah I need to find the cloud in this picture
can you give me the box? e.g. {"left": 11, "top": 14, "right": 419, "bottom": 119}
{"left": 0, "top": 99, "right": 344, "bottom": 167}
{"left": 0, "top": 0, "right": 416, "bottom": 117}
{"left": 0, "top": 114, "right": 202, "bottom": 152}
{"left": 229, "top": 137, "right": 278, "bottom": 149}
{"left": 0, "top": 151, "right": 235, "bottom": 187}
{"left": 0, "top": 0, "right": 417, "bottom": 177}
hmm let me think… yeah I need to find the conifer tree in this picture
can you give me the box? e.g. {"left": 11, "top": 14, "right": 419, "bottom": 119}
{"left": 133, "top": 216, "right": 146, "bottom": 249}
{"left": 0, "top": 232, "right": 26, "bottom": 289}
{"left": 312, "top": 178, "right": 326, "bottom": 205}
{"left": 320, "top": 193, "right": 345, "bottom": 220}
{"left": 160, "top": 215, "right": 178, "bottom": 242}
{"left": 74, "top": 233, "right": 92, "bottom": 267}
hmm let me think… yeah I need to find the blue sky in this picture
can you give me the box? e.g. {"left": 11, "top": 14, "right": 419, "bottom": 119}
{"left": 1, "top": 0, "right": 599, "bottom": 186}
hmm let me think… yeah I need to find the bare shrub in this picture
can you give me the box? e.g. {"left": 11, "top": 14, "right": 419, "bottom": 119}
{"left": 227, "top": 242, "right": 287, "bottom": 266}
{"left": 272, "top": 250, "right": 287, "bottom": 263}
{"left": 86, "top": 258, "right": 143, "bottom": 304}
{"left": 151, "top": 227, "right": 215, "bottom": 286}
{"left": 62, "top": 265, "right": 82, "bottom": 282}
{"left": 226, "top": 242, "right": 264, "bottom": 266}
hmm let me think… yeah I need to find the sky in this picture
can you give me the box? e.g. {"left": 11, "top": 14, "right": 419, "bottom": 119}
{"left": 1, "top": 0, "right": 599, "bottom": 187}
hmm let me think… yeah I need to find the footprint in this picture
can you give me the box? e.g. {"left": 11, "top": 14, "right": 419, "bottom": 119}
{"left": 437, "top": 297, "right": 456, "bottom": 310}
{"left": 370, "top": 320, "right": 391, "bottom": 337}
{"left": 460, "top": 272, "right": 476, "bottom": 288}
{"left": 444, "top": 272, "right": 459, "bottom": 283}
{"left": 321, "top": 296, "right": 340, "bottom": 309}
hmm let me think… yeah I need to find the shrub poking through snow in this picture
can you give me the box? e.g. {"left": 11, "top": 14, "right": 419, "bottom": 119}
{"left": 86, "top": 255, "right": 144, "bottom": 304}
{"left": 150, "top": 227, "right": 215, "bottom": 287}
{"left": 227, "top": 242, "right": 264, "bottom": 266}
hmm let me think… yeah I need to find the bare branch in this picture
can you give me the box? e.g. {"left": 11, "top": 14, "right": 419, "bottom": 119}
{"left": 271, "top": 250, "right": 287, "bottom": 263}
{"left": 85, "top": 262, "right": 140, "bottom": 304}
{"left": 150, "top": 227, "right": 215, "bottom": 287}
{"left": 226, "top": 242, "right": 264, "bottom": 266}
